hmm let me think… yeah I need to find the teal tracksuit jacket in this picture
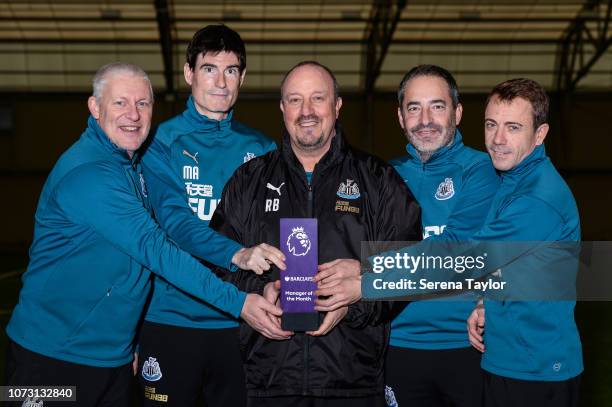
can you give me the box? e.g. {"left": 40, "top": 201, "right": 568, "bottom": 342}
{"left": 390, "top": 131, "right": 499, "bottom": 349}
{"left": 6, "top": 116, "right": 246, "bottom": 367}
{"left": 366, "top": 144, "right": 583, "bottom": 381}
{"left": 475, "top": 145, "right": 582, "bottom": 381}
{"left": 141, "top": 97, "right": 276, "bottom": 329}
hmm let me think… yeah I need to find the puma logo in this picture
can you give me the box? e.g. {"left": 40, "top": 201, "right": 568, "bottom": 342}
{"left": 183, "top": 150, "right": 199, "bottom": 164}
{"left": 266, "top": 182, "right": 285, "bottom": 196}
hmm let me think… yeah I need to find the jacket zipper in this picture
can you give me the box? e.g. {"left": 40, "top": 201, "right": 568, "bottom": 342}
{"left": 303, "top": 181, "right": 313, "bottom": 394}
{"left": 307, "top": 183, "right": 313, "bottom": 217}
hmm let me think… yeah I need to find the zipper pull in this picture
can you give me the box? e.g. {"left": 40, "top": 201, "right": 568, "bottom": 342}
{"left": 307, "top": 184, "right": 313, "bottom": 217}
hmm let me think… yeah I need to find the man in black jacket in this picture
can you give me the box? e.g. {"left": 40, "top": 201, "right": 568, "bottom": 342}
{"left": 210, "top": 61, "right": 421, "bottom": 407}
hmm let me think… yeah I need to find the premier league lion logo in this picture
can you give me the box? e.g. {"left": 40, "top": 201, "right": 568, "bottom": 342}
{"left": 286, "top": 227, "right": 311, "bottom": 257}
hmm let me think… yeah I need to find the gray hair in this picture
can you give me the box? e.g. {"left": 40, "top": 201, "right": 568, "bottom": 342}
{"left": 92, "top": 62, "right": 154, "bottom": 103}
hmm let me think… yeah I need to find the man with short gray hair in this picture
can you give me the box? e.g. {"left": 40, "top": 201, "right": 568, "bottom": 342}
{"left": 4, "top": 62, "right": 282, "bottom": 406}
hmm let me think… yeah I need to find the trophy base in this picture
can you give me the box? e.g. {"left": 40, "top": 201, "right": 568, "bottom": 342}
{"left": 282, "top": 312, "right": 319, "bottom": 332}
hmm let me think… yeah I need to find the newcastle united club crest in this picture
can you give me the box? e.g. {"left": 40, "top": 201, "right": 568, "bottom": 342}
{"left": 435, "top": 177, "right": 455, "bottom": 200}
{"left": 336, "top": 179, "right": 360, "bottom": 200}
{"left": 142, "top": 356, "right": 163, "bottom": 382}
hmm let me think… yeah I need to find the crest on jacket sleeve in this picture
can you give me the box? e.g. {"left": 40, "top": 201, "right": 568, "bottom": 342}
{"left": 434, "top": 177, "right": 455, "bottom": 200}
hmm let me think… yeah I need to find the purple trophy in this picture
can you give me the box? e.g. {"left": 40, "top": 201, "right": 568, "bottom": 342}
{"left": 279, "top": 218, "right": 319, "bottom": 331}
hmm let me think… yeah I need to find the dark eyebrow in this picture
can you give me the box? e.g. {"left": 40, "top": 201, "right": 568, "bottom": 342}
{"left": 504, "top": 121, "right": 523, "bottom": 128}
{"left": 199, "top": 63, "right": 240, "bottom": 71}
{"left": 430, "top": 99, "right": 446, "bottom": 105}
{"left": 406, "top": 101, "right": 421, "bottom": 107}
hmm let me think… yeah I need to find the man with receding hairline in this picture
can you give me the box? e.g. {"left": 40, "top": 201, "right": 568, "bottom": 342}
{"left": 209, "top": 60, "right": 421, "bottom": 406}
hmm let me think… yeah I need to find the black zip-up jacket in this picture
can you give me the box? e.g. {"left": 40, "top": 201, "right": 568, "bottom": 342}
{"left": 210, "top": 125, "right": 421, "bottom": 397}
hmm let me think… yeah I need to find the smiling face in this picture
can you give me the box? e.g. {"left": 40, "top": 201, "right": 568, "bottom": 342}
{"left": 484, "top": 95, "right": 549, "bottom": 171}
{"left": 88, "top": 72, "right": 153, "bottom": 157}
{"left": 184, "top": 51, "right": 245, "bottom": 121}
{"left": 398, "top": 75, "right": 462, "bottom": 161}
{"left": 280, "top": 64, "right": 342, "bottom": 155}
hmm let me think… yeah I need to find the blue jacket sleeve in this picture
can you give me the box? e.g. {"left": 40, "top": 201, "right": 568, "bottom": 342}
{"left": 473, "top": 196, "right": 563, "bottom": 241}
{"left": 346, "top": 165, "right": 422, "bottom": 327}
{"left": 55, "top": 161, "right": 247, "bottom": 318}
{"left": 363, "top": 196, "right": 566, "bottom": 298}
{"left": 140, "top": 136, "right": 242, "bottom": 270}
{"left": 209, "top": 166, "right": 270, "bottom": 294}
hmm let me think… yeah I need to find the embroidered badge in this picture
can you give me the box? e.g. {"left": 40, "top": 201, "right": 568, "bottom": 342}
{"left": 435, "top": 177, "right": 455, "bottom": 200}
{"left": 141, "top": 357, "right": 163, "bottom": 382}
{"left": 336, "top": 179, "right": 360, "bottom": 200}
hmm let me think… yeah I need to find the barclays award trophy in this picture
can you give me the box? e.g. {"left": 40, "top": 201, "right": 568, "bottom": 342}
{"left": 279, "top": 218, "right": 319, "bottom": 331}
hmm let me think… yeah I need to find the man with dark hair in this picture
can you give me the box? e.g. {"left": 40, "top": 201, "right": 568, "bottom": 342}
{"left": 210, "top": 60, "right": 421, "bottom": 406}
{"left": 4, "top": 62, "right": 281, "bottom": 407}
{"left": 185, "top": 25, "right": 247, "bottom": 73}
{"left": 383, "top": 64, "right": 499, "bottom": 407}
{"left": 138, "top": 25, "right": 284, "bottom": 406}
{"left": 397, "top": 64, "right": 460, "bottom": 110}
{"left": 467, "top": 78, "right": 582, "bottom": 406}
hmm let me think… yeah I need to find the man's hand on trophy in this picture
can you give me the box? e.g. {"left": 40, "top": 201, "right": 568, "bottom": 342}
{"left": 314, "top": 274, "right": 362, "bottom": 312}
{"left": 313, "top": 259, "right": 360, "bottom": 286}
{"left": 233, "top": 243, "right": 286, "bottom": 274}
{"left": 307, "top": 306, "right": 348, "bottom": 336}
{"left": 263, "top": 280, "right": 282, "bottom": 328}
{"left": 241, "top": 293, "right": 293, "bottom": 340}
